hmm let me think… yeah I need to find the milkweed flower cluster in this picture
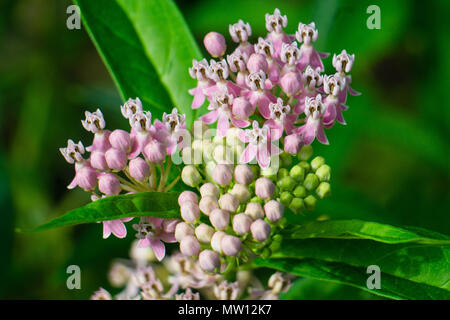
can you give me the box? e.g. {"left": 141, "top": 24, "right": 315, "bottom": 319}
{"left": 60, "top": 8, "right": 359, "bottom": 300}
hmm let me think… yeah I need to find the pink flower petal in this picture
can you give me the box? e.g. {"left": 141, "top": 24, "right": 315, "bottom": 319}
{"left": 240, "top": 144, "right": 257, "bottom": 163}
{"left": 150, "top": 238, "right": 166, "bottom": 261}
{"left": 139, "top": 237, "right": 151, "bottom": 248}
{"left": 239, "top": 129, "right": 251, "bottom": 143}
{"left": 192, "top": 88, "right": 206, "bottom": 109}
{"left": 108, "top": 220, "right": 127, "bottom": 238}
{"left": 256, "top": 143, "right": 270, "bottom": 169}
{"left": 316, "top": 124, "right": 329, "bottom": 145}
{"left": 201, "top": 110, "right": 219, "bottom": 124}
{"left": 310, "top": 50, "right": 324, "bottom": 72}
{"left": 265, "top": 119, "right": 283, "bottom": 141}
{"left": 217, "top": 113, "right": 230, "bottom": 137}
{"left": 230, "top": 117, "right": 250, "bottom": 128}
{"left": 102, "top": 222, "right": 112, "bottom": 239}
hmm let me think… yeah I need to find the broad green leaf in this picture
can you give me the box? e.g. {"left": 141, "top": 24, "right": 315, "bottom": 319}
{"left": 285, "top": 219, "right": 450, "bottom": 244}
{"left": 31, "top": 192, "right": 180, "bottom": 232}
{"left": 74, "top": 0, "right": 201, "bottom": 124}
{"left": 255, "top": 258, "right": 450, "bottom": 300}
{"left": 269, "top": 238, "right": 450, "bottom": 294}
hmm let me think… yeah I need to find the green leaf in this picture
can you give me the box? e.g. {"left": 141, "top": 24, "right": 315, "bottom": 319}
{"left": 285, "top": 219, "right": 450, "bottom": 245}
{"left": 31, "top": 192, "right": 180, "bottom": 232}
{"left": 255, "top": 258, "right": 450, "bottom": 300}
{"left": 74, "top": 0, "right": 201, "bottom": 124}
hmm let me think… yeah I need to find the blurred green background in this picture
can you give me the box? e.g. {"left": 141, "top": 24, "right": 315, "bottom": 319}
{"left": 0, "top": 0, "right": 448, "bottom": 299}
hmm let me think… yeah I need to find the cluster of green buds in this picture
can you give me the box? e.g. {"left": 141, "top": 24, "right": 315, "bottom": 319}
{"left": 276, "top": 145, "right": 331, "bottom": 214}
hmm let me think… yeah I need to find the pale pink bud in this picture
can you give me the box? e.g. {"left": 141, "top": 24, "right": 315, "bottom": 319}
{"left": 178, "top": 190, "right": 199, "bottom": 206}
{"left": 200, "top": 183, "right": 219, "bottom": 199}
{"left": 212, "top": 164, "right": 232, "bottom": 186}
{"left": 255, "top": 177, "right": 275, "bottom": 199}
{"left": 199, "top": 196, "right": 219, "bottom": 216}
{"left": 76, "top": 166, "right": 98, "bottom": 190}
{"left": 218, "top": 193, "right": 239, "bottom": 212}
{"left": 250, "top": 219, "right": 271, "bottom": 241}
{"left": 232, "top": 97, "right": 253, "bottom": 120}
{"left": 175, "top": 222, "right": 194, "bottom": 241}
{"left": 232, "top": 213, "right": 252, "bottom": 235}
{"left": 247, "top": 53, "right": 268, "bottom": 73}
{"left": 199, "top": 250, "right": 220, "bottom": 272}
{"left": 195, "top": 224, "right": 215, "bottom": 243}
{"left": 211, "top": 231, "right": 226, "bottom": 252}
{"left": 244, "top": 202, "right": 265, "bottom": 220}
{"left": 98, "top": 173, "right": 121, "bottom": 195}
{"left": 143, "top": 140, "right": 166, "bottom": 163}
{"left": 204, "top": 32, "right": 226, "bottom": 58}
{"left": 90, "top": 151, "right": 108, "bottom": 170}
{"left": 280, "top": 72, "right": 302, "bottom": 96}
{"left": 221, "top": 235, "right": 242, "bottom": 256}
{"left": 264, "top": 200, "right": 284, "bottom": 222}
{"left": 180, "top": 202, "right": 200, "bottom": 223}
{"left": 179, "top": 235, "right": 201, "bottom": 256}
{"left": 105, "top": 148, "right": 127, "bottom": 171}
{"left": 209, "top": 208, "right": 230, "bottom": 230}
{"left": 230, "top": 184, "right": 251, "bottom": 203}
{"left": 109, "top": 129, "right": 131, "bottom": 153}
{"left": 234, "top": 164, "right": 254, "bottom": 184}
{"left": 284, "top": 134, "right": 302, "bottom": 154}
{"left": 128, "top": 157, "right": 150, "bottom": 181}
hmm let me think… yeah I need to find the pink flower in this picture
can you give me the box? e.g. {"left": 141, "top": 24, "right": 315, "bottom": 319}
{"left": 205, "top": 59, "right": 242, "bottom": 97}
{"left": 295, "top": 22, "right": 329, "bottom": 71}
{"left": 132, "top": 217, "right": 177, "bottom": 261}
{"left": 120, "top": 97, "right": 143, "bottom": 121}
{"left": 295, "top": 94, "right": 330, "bottom": 145}
{"left": 103, "top": 218, "right": 134, "bottom": 239}
{"left": 293, "top": 66, "right": 323, "bottom": 114}
{"left": 265, "top": 9, "right": 290, "bottom": 58}
{"left": 128, "top": 111, "right": 154, "bottom": 159}
{"left": 264, "top": 98, "right": 296, "bottom": 140}
{"left": 153, "top": 108, "right": 188, "bottom": 155}
{"left": 255, "top": 37, "right": 280, "bottom": 84}
{"left": 227, "top": 49, "right": 250, "bottom": 87}
{"left": 201, "top": 90, "right": 249, "bottom": 137}
{"left": 323, "top": 75, "right": 345, "bottom": 125}
{"left": 229, "top": 20, "right": 254, "bottom": 57}
{"left": 239, "top": 121, "right": 281, "bottom": 169}
{"left": 189, "top": 59, "right": 214, "bottom": 109}
{"left": 81, "top": 109, "right": 111, "bottom": 153}
{"left": 244, "top": 71, "right": 276, "bottom": 119}
{"left": 280, "top": 42, "right": 302, "bottom": 74}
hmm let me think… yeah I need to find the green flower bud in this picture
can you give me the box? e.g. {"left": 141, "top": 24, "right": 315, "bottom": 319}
{"left": 289, "top": 165, "right": 305, "bottom": 182}
{"left": 298, "top": 161, "right": 311, "bottom": 172}
{"left": 316, "top": 182, "right": 331, "bottom": 199}
{"left": 280, "top": 191, "right": 293, "bottom": 206}
{"left": 316, "top": 164, "right": 331, "bottom": 182}
{"left": 277, "top": 168, "right": 289, "bottom": 180}
{"left": 181, "top": 165, "right": 202, "bottom": 187}
{"left": 277, "top": 176, "right": 296, "bottom": 192}
{"left": 303, "top": 173, "right": 319, "bottom": 191}
{"left": 311, "top": 156, "right": 325, "bottom": 171}
{"left": 289, "top": 197, "right": 305, "bottom": 214}
{"left": 279, "top": 152, "right": 292, "bottom": 168}
{"left": 298, "top": 145, "right": 313, "bottom": 161}
{"left": 304, "top": 195, "right": 317, "bottom": 210}
{"left": 261, "top": 167, "right": 277, "bottom": 181}
{"left": 292, "top": 185, "right": 307, "bottom": 198}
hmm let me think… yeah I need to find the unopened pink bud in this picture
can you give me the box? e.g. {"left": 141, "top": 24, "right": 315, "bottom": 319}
{"left": 200, "top": 183, "right": 219, "bottom": 199}
{"left": 180, "top": 202, "right": 200, "bottom": 223}
{"left": 199, "top": 196, "right": 219, "bottom": 215}
{"left": 178, "top": 190, "right": 199, "bottom": 206}
{"left": 90, "top": 151, "right": 108, "bottom": 170}
{"left": 244, "top": 202, "right": 265, "bottom": 220}
{"left": 128, "top": 157, "right": 150, "bottom": 181}
{"left": 280, "top": 72, "right": 302, "bottom": 96}
{"left": 179, "top": 235, "right": 201, "bottom": 256}
{"left": 98, "top": 173, "right": 121, "bottom": 195}
{"left": 143, "top": 140, "right": 166, "bottom": 163}
{"left": 195, "top": 224, "right": 215, "bottom": 243}
{"left": 234, "top": 164, "right": 254, "bottom": 184}
{"left": 175, "top": 222, "right": 194, "bottom": 241}
{"left": 209, "top": 208, "right": 230, "bottom": 230}
{"left": 221, "top": 235, "right": 242, "bottom": 256}
{"left": 211, "top": 231, "right": 226, "bottom": 252}
{"left": 109, "top": 129, "right": 131, "bottom": 153}
{"left": 218, "top": 193, "right": 239, "bottom": 212}
{"left": 264, "top": 200, "right": 284, "bottom": 222}
{"left": 255, "top": 177, "right": 275, "bottom": 199}
{"left": 247, "top": 53, "right": 268, "bottom": 73}
{"left": 284, "top": 134, "right": 302, "bottom": 155}
{"left": 204, "top": 32, "right": 226, "bottom": 58}
{"left": 250, "top": 219, "right": 271, "bottom": 241}
{"left": 232, "top": 213, "right": 252, "bottom": 235}
{"left": 232, "top": 97, "right": 254, "bottom": 120}
{"left": 77, "top": 166, "right": 98, "bottom": 190}
{"left": 199, "top": 250, "right": 220, "bottom": 272}
{"left": 212, "top": 164, "right": 232, "bottom": 186}
{"left": 105, "top": 148, "right": 127, "bottom": 170}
